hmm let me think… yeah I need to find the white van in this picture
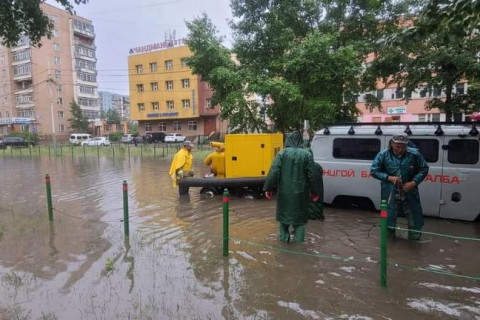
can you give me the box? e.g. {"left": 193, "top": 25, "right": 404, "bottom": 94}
{"left": 310, "top": 122, "right": 480, "bottom": 221}
{"left": 69, "top": 133, "right": 92, "bottom": 146}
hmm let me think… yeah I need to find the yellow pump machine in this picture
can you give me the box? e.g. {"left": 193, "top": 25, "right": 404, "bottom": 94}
{"left": 178, "top": 133, "right": 284, "bottom": 197}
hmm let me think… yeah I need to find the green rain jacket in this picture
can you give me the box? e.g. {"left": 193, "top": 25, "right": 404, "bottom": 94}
{"left": 263, "top": 132, "right": 318, "bottom": 225}
{"left": 370, "top": 145, "right": 429, "bottom": 228}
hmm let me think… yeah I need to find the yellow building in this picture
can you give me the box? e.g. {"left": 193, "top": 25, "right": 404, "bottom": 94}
{"left": 128, "top": 41, "right": 226, "bottom": 139}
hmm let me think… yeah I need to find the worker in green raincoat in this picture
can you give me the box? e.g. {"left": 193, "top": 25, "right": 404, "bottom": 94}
{"left": 370, "top": 133, "right": 429, "bottom": 240}
{"left": 263, "top": 131, "right": 319, "bottom": 243}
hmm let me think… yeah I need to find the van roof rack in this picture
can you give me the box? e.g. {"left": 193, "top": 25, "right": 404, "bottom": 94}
{"left": 320, "top": 121, "right": 479, "bottom": 136}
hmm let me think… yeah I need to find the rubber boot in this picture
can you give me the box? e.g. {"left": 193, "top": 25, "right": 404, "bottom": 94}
{"left": 293, "top": 224, "right": 306, "bottom": 243}
{"left": 279, "top": 223, "right": 290, "bottom": 242}
{"left": 387, "top": 227, "right": 396, "bottom": 239}
{"left": 408, "top": 227, "right": 422, "bottom": 241}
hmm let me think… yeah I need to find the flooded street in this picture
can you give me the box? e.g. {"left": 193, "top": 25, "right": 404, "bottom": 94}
{"left": 1, "top": 155, "right": 480, "bottom": 319}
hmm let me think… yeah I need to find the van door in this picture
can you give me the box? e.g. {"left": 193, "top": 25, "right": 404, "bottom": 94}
{"left": 409, "top": 138, "right": 442, "bottom": 218}
{"left": 439, "top": 137, "right": 480, "bottom": 221}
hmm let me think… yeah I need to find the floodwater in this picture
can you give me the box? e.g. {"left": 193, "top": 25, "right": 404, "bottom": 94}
{"left": 0, "top": 155, "right": 479, "bottom": 320}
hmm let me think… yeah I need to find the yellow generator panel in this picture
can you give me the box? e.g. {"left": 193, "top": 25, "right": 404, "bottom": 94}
{"left": 225, "top": 133, "right": 284, "bottom": 178}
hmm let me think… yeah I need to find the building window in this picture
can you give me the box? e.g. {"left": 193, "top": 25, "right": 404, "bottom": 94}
{"left": 456, "top": 83, "right": 465, "bottom": 95}
{"left": 53, "top": 43, "right": 60, "bottom": 51}
{"left": 395, "top": 87, "right": 404, "bottom": 99}
{"left": 152, "top": 102, "right": 159, "bottom": 111}
{"left": 136, "top": 65, "right": 143, "bottom": 74}
{"left": 58, "top": 124, "right": 65, "bottom": 132}
{"left": 182, "top": 99, "right": 190, "bottom": 109}
{"left": 182, "top": 78, "right": 190, "bottom": 88}
{"left": 206, "top": 99, "right": 212, "bottom": 109}
{"left": 54, "top": 56, "right": 61, "bottom": 65}
{"left": 165, "top": 60, "right": 173, "bottom": 70}
{"left": 138, "top": 103, "right": 145, "bottom": 111}
{"left": 145, "top": 123, "right": 152, "bottom": 131}
{"left": 433, "top": 86, "right": 442, "bottom": 97}
{"left": 55, "top": 70, "right": 61, "bottom": 79}
{"left": 165, "top": 81, "right": 173, "bottom": 90}
{"left": 137, "top": 84, "right": 144, "bottom": 92}
{"left": 1, "top": 69, "right": 5, "bottom": 78}
{"left": 431, "top": 113, "right": 440, "bottom": 122}
{"left": 158, "top": 122, "right": 166, "bottom": 131}
{"left": 188, "top": 121, "right": 197, "bottom": 130}
{"left": 56, "top": 84, "right": 62, "bottom": 93}
{"left": 376, "top": 89, "right": 384, "bottom": 100}
{"left": 173, "top": 122, "right": 181, "bottom": 131}
{"left": 151, "top": 82, "right": 158, "bottom": 92}
{"left": 150, "top": 62, "right": 157, "bottom": 72}
{"left": 166, "top": 100, "right": 174, "bottom": 110}
{"left": 58, "top": 111, "right": 64, "bottom": 118}
{"left": 56, "top": 98, "right": 63, "bottom": 105}
{"left": 418, "top": 114, "right": 426, "bottom": 122}
{"left": 52, "top": 29, "right": 59, "bottom": 37}
{"left": 181, "top": 58, "right": 188, "bottom": 68}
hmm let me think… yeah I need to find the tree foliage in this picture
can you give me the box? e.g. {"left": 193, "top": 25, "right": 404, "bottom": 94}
{"left": 105, "top": 108, "right": 121, "bottom": 125}
{"left": 0, "top": 0, "right": 88, "bottom": 47}
{"left": 365, "top": 0, "right": 480, "bottom": 121}
{"left": 67, "top": 99, "right": 90, "bottom": 133}
{"left": 187, "top": 0, "right": 414, "bottom": 132}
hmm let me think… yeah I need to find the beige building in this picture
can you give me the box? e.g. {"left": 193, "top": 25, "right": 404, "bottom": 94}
{"left": 128, "top": 42, "right": 227, "bottom": 139}
{"left": 0, "top": 3, "right": 99, "bottom": 141}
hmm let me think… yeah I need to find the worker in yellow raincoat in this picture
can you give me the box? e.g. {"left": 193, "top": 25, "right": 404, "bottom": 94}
{"left": 203, "top": 143, "right": 225, "bottom": 178}
{"left": 169, "top": 140, "right": 194, "bottom": 187}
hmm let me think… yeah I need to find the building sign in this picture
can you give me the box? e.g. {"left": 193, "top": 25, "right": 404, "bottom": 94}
{"left": 387, "top": 106, "right": 407, "bottom": 115}
{"left": 129, "top": 38, "right": 187, "bottom": 55}
{"left": 147, "top": 112, "right": 179, "bottom": 118}
{"left": 0, "top": 117, "right": 33, "bottom": 125}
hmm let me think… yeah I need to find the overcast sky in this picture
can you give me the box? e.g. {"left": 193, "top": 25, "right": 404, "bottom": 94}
{"left": 48, "top": 0, "right": 233, "bottom": 95}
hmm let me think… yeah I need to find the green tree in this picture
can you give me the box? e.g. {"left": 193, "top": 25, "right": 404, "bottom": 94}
{"left": 364, "top": 0, "right": 480, "bottom": 121}
{"left": 105, "top": 108, "right": 121, "bottom": 125}
{"left": 0, "top": 0, "right": 88, "bottom": 47}
{"left": 67, "top": 99, "right": 89, "bottom": 132}
{"left": 186, "top": 0, "right": 412, "bottom": 133}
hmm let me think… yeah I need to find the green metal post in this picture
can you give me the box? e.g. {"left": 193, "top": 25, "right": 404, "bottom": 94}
{"left": 380, "top": 199, "right": 388, "bottom": 288}
{"left": 123, "top": 180, "right": 129, "bottom": 238}
{"left": 45, "top": 174, "right": 54, "bottom": 222}
{"left": 222, "top": 188, "right": 229, "bottom": 257}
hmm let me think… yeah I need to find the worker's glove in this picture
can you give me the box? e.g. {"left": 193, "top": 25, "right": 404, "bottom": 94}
{"left": 310, "top": 193, "right": 319, "bottom": 202}
{"left": 265, "top": 191, "right": 273, "bottom": 200}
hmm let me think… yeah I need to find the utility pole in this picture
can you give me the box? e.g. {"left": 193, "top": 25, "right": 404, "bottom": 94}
{"left": 47, "top": 61, "right": 56, "bottom": 149}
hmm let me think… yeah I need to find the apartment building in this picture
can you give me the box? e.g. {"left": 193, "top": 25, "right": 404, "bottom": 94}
{"left": 356, "top": 54, "right": 469, "bottom": 123}
{"left": 99, "top": 91, "right": 130, "bottom": 121}
{"left": 128, "top": 41, "right": 226, "bottom": 138}
{"left": 0, "top": 3, "right": 99, "bottom": 141}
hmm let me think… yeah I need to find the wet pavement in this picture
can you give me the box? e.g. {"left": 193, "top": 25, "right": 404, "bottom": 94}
{"left": 0, "top": 155, "right": 479, "bottom": 319}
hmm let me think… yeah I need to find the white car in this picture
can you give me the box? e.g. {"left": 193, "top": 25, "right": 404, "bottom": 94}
{"left": 164, "top": 133, "right": 186, "bottom": 143}
{"left": 82, "top": 137, "right": 111, "bottom": 146}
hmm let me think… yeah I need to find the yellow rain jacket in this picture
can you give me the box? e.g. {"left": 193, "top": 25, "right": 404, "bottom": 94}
{"left": 169, "top": 147, "right": 193, "bottom": 187}
{"left": 203, "top": 150, "right": 226, "bottom": 178}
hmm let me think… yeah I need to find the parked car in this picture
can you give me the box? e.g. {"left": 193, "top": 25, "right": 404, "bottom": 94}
{"left": 0, "top": 137, "right": 35, "bottom": 149}
{"left": 82, "top": 137, "right": 111, "bottom": 147}
{"left": 145, "top": 131, "right": 166, "bottom": 143}
{"left": 164, "top": 133, "right": 186, "bottom": 143}
{"left": 69, "top": 133, "right": 92, "bottom": 146}
{"left": 121, "top": 134, "right": 138, "bottom": 144}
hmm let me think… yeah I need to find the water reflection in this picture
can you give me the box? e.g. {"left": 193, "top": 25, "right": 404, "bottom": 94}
{"left": 0, "top": 156, "right": 479, "bottom": 319}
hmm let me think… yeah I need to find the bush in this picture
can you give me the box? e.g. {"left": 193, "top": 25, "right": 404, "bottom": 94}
{"left": 6, "top": 131, "right": 39, "bottom": 144}
{"left": 109, "top": 131, "right": 123, "bottom": 142}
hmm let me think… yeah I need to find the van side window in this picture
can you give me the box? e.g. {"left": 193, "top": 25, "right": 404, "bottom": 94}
{"left": 332, "top": 138, "right": 380, "bottom": 160}
{"left": 448, "top": 139, "right": 479, "bottom": 164}
{"left": 410, "top": 139, "right": 439, "bottom": 163}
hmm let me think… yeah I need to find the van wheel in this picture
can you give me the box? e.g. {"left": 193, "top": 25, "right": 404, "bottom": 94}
{"left": 200, "top": 187, "right": 217, "bottom": 198}
{"left": 332, "top": 196, "right": 375, "bottom": 211}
